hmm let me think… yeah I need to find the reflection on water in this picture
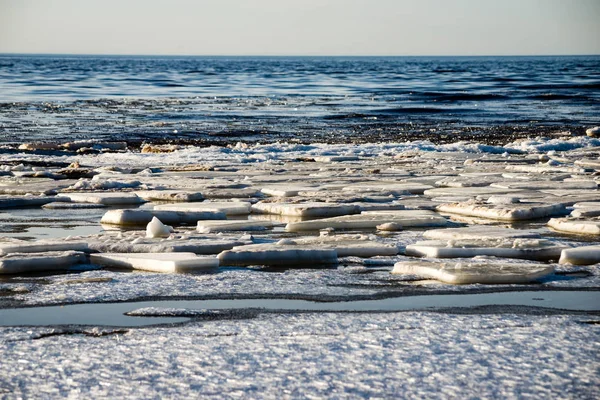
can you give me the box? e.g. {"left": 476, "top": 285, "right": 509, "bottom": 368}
{"left": 0, "top": 290, "right": 597, "bottom": 327}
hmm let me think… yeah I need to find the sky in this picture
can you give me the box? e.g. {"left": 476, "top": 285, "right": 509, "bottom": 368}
{"left": 0, "top": 0, "right": 599, "bottom": 56}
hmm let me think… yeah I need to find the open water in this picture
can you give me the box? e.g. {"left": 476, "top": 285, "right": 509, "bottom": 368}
{"left": 0, "top": 55, "right": 599, "bottom": 144}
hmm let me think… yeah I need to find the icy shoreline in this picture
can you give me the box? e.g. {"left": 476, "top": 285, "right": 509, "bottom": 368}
{"left": 1, "top": 134, "right": 600, "bottom": 398}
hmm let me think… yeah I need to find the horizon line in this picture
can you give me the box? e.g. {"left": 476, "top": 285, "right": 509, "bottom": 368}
{"left": 1, "top": 52, "right": 599, "bottom": 58}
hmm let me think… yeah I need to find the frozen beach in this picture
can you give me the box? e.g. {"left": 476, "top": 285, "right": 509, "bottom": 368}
{"left": 1, "top": 55, "right": 599, "bottom": 398}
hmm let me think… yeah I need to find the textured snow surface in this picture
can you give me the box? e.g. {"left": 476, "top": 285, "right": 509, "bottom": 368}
{"left": 1, "top": 313, "right": 598, "bottom": 399}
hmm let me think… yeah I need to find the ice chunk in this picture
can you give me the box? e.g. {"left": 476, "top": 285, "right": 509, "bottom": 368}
{"left": 0, "top": 251, "right": 86, "bottom": 274}
{"left": 90, "top": 252, "right": 218, "bottom": 273}
{"left": 62, "top": 140, "right": 127, "bottom": 151}
{"left": 391, "top": 260, "right": 554, "bottom": 284}
{"left": 285, "top": 210, "right": 449, "bottom": 232}
{"left": 491, "top": 181, "right": 598, "bottom": 190}
{"left": 405, "top": 238, "right": 565, "bottom": 261}
{"left": 291, "top": 235, "right": 399, "bottom": 257}
{"left": 0, "top": 195, "right": 59, "bottom": 209}
{"left": 134, "top": 190, "right": 204, "bottom": 202}
{"left": 251, "top": 202, "right": 360, "bottom": 218}
{"left": 423, "top": 186, "right": 520, "bottom": 198}
{"left": 548, "top": 217, "right": 600, "bottom": 235}
{"left": 62, "top": 192, "right": 145, "bottom": 205}
{"left": 423, "top": 226, "right": 542, "bottom": 241}
{"left": 89, "top": 238, "right": 242, "bottom": 255}
{"left": 101, "top": 209, "right": 225, "bottom": 226}
{"left": 261, "top": 187, "right": 313, "bottom": 197}
{"left": 154, "top": 201, "right": 251, "bottom": 216}
{"left": 343, "top": 183, "right": 432, "bottom": 195}
{"left": 0, "top": 240, "right": 89, "bottom": 256}
{"left": 42, "top": 202, "right": 106, "bottom": 209}
{"left": 559, "top": 245, "right": 600, "bottom": 265}
{"left": 437, "top": 201, "right": 567, "bottom": 221}
{"left": 18, "top": 142, "right": 61, "bottom": 151}
{"left": 586, "top": 126, "right": 600, "bottom": 137}
{"left": 197, "top": 220, "right": 277, "bottom": 233}
{"left": 146, "top": 217, "right": 173, "bottom": 238}
{"left": 218, "top": 245, "right": 338, "bottom": 267}
{"left": 313, "top": 156, "right": 359, "bottom": 162}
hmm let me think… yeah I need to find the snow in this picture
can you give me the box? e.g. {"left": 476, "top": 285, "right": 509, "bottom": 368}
{"left": 0, "top": 313, "right": 597, "bottom": 399}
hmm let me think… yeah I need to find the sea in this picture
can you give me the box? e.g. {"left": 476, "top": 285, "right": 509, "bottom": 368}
{"left": 0, "top": 54, "right": 599, "bottom": 145}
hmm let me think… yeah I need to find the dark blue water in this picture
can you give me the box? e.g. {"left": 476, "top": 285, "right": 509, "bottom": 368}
{"left": 0, "top": 55, "right": 598, "bottom": 144}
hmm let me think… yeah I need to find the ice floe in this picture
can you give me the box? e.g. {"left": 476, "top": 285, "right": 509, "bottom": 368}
{"left": 100, "top": 209, "right": 226, "bottom": 226}
{"left": 285, "top": 210, "right": 450, "bottom": 232}
{"left": 251, "top": 202, "right": 360, "bottom": 218}
{"left": 62, "top": 192, "right": 145, "bottom": 205}
{"left": 559, "top": 245, "right": 600, "bottom": 265}
{"left": 405, "top": 238, "right": 566, "bottom": 261}
{"left": 392, "top": 260, "right": 554, "bottom": 284}
{"left": 218, "top": 245, "right": 338, "bottom": 267}
{"left": 0, "top": 251, "right": 86, "bottom": 274}
{"left": 548, "top": 217, "right": 600, "bottom": 235}
{"left": 154, "top": 201, "right": 252, "bottom": 215}
{"left": 197, "top": 220, "right": 278, "bottom": 233}
{"left": 90, "top": 252, "right": 218, "bottom": 273}
{"left": 437, "top": 200, "right": 567, "bottom": 221}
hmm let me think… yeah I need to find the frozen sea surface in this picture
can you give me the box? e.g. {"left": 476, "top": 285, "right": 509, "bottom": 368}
{"left": 1, "top": 313, "right": 598, "bottom": 399}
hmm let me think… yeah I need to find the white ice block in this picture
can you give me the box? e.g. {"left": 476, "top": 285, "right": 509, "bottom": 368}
{"left": 343, "top": 183, "right": 432, "bottom": 195}
{"left": 218, "top": 245, "right": 338, "bottom": 267}
{"left": 290, "top": 236, "right": 399, "bottom": 257}
{"left": 62, "top": 192, "right": 145, "bottom": 205}
{"left": 154, "top": 201, "right": 251, "bottom": 215}
{"left": 100, "top": 209, "right": 226, "bottom": 226}
{"left": 0, "top": 251, "right": 86, "bottom": 274}
{"left": 89, "top": 238, "right": 242, "bottom": 255}
{"left": 0, "top": 195, "right": 59, "bottom": 208}
{"left": 405, "top": 238, "right": 565, "bottom": 261}
{"left": 197, "top": 220, "right": 277, "bottom": 233}
{"left": 422, "top": 226, "right": 542, "bottom": 241}
{"left": 491, "top": 181, "right": 598, "bottom": 190}
{"left": 0, "top": 240, "right": 89, "bottom": 256}
{"left": 423, "top": 187, "right": 520, "bottom": 198}
{"left": 90, "top": 252, "right": 218, "bottom": 273}
{"left": 559, "top": 245, "right": 600, "bottom": 265}
{"left": 261, "top": 187, "right": 314, "bottom": 197}
{"left": 134, "top": 190, "right": 204, "bottom": 202}
{"left": 251, "top": 202, "right": 360, "bottom": 218}
{"left": 437, "top": 201, "right": 567, "bottom": 221}
{"left": 391, "top": 260, "right": 554, "bottom": 284}
{"left": 285, "top": 210, "right": 449, "bottom": 232}
{"left": 146, "top": 217, "right": 172, "bottom": 238}
{"left": 548, "top": 218, "right": 600, "bottom": 235}
{"left": 42, "top": 202, "right": 106, "bottom": 209}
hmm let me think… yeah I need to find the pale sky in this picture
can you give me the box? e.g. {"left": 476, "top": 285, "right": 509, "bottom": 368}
{"left": 1, "top": 0, "right": 599, "bottom": 56}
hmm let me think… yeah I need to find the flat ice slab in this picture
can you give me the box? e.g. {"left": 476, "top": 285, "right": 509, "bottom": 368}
{"left": 548, "top": 218, "right": 600, "bottom": 235}
{"left": 437, "top": 201, "right": 567, "bottom": 221}
{"left": 90, "top": 252, "right": 219, "bottom": 273}
{"left": 101, "top": 209, "right": 226, "bottom": 226}
{"left": 42, "top": 202, "right": 106, "bottom": 209}
{"left": 559, "top": 245, "right": 600, "bottom": 265}
{"left": 0, "top": 251, "right": 86, "bottom": 274}
{"left": 0, "top": 240, "right": 89, "bottom": 256}
{"left": 285, "top": 210, "right": 449, "bottom": 232}
{"left": 422, "top": 226, "right": 542, "bottom": 241}
{"left": 251, "top": 202, "right": 360, "bottom": 218}
{"left": 0, "top": 195, "right": 58, "bottom": 208}
{"left": 491, "top": 181, "right": 598, "bottom": 190}
{"left": 342, "top": 183, "right": 432, "bottom": 195}
{"left": 62, "top": 192, "right": 145, "bottom": 205}
{"left": 134, "top": 190, "right": 204, "bottom": 202}
{"left": 154, "top": 201, "right": 251, "bottom": 216}
{"left": 197, "top": 220, "right": 277, "bottom": 233}
{"left": 89, "top": 238, "right": 242, "bottom": 255}
{"left": 405, "top": 238, "right": 565, "bottom": 261}
{"left": 392, "top": 260, "right": 554, "bottom": 284}
{"left": 290, "top": 235, "right": 399, "bottom": 257}
{"left": 218, "top": 245, "right": 338, "bottom": 267}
